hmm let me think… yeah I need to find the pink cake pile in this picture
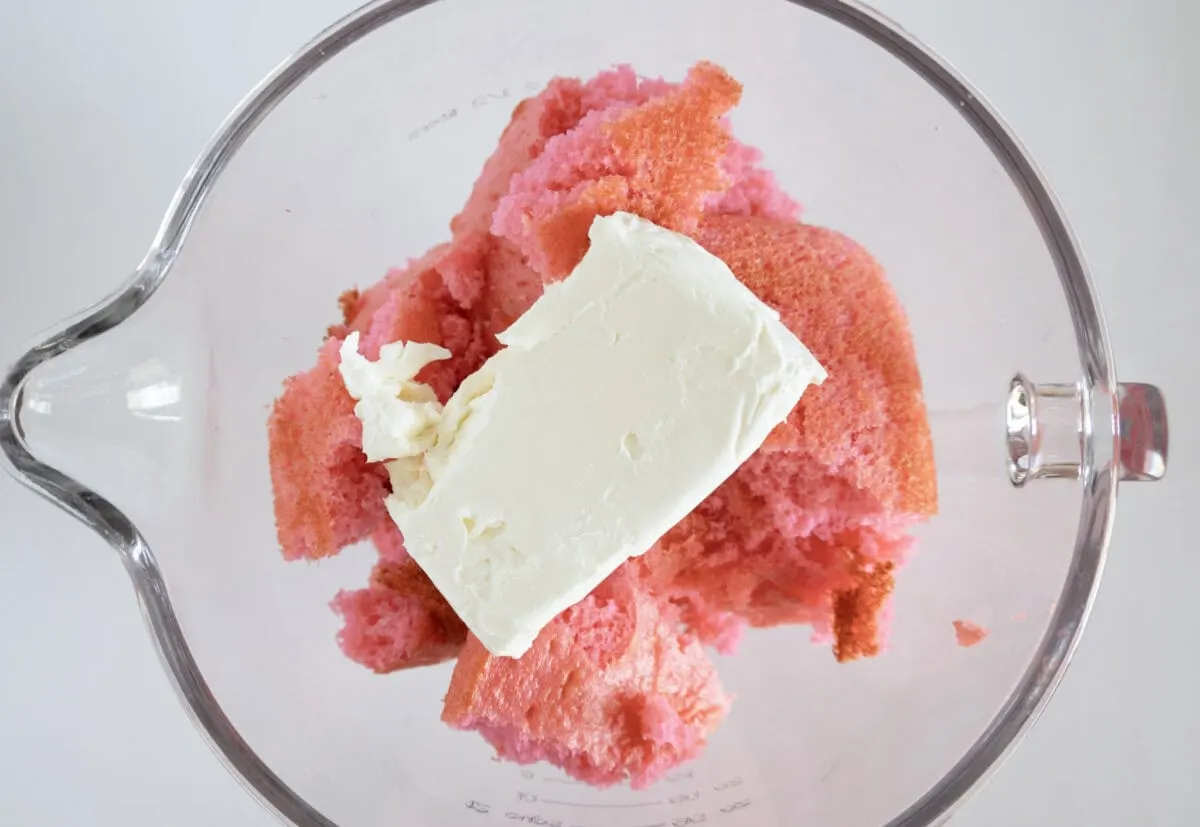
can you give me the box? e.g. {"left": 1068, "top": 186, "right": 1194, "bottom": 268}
{"left": 444, "top": 567, "right": 730, "bottom": 788}
{"left": 267, "top": 62, "right": 936, "bottom": 788}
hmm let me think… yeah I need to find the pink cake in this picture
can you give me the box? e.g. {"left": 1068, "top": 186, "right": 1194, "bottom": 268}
{"left": 268, "top": 336, "right": 388, "bottom": 562}
{"left": 269, "top": 255, "right": 493, "bottom": 561}
{"left": 442, "top": 568, "right": 729, "bottom": 789}
{"left": 266, "top": 61, "right": 936, "bottom": 785}
{"left": 953, "top": 620, "right": 988, "bottom": 648}
{"left": 492, "top": 61, "right": 796, "bottom": 281}
{"left": 332, "top": 555, "right": 467, "bottom": 672}
{"left": 639, "top": 216, "right": 936, "bottom": 661}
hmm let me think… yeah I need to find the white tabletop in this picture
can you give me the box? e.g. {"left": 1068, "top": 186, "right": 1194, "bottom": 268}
{"left": 1, "top": 1, "right": 1195, "bottom": 824}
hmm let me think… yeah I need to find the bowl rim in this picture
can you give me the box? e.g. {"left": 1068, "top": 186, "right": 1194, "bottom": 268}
{"left": 0, "top": 1, "right": 1119, "bottom": 825}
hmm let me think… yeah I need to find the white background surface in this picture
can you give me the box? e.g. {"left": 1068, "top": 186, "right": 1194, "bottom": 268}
{"left": 0, "top": 0, "right": 1195, "bottom": 824}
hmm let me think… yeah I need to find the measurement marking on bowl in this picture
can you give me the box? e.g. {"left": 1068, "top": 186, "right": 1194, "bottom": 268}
{"left": 720, "top": 799, "right": 752, "bottom": 814}
{"left": 407, "top": 108, "right": 458, "bottom": 142}
{"left": 409, "top": 81, "right": 546, "bottom": 142}
{"left": 541, "top": 799, "right": 665, "bottom": 809}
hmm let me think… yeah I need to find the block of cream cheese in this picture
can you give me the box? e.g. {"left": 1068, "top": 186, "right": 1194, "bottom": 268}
{"left": 342, "top": 212, "right": 827, "bottom": 657}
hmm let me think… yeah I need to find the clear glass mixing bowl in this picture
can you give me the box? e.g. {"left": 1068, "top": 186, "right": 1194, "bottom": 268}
{"left": 0, "top": 0, "right": 1170, "bottom": 825}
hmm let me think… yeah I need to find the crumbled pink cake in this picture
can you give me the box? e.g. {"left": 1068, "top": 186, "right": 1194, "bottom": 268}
{"left": 450, "top": 67, "right": 670, "bottom": 240}
{"left": 332, "top": 557, "right": 467, "bottom": 672}
{"left": 442, "top": 568, "right": 729, "bottom": 789}
{"left": 267, "top": 336, "right": 388, "bottom": 562}
{"left": 706, "top": 136, "right": 802, "bottom": 220}
{"left": 268, "top": 251, "right": 499, "bottom": 561}
{"left": 953, "top": 620, "right": 988, "bottom": 648}
{"left": 640, "top": 216, "right": 936, "bottom": 662}
{"left": 492, "top": 62, "right": 796, "bottom": 281}
{"left": 369, "top": 521, "right": 409, "bottom": 564}
{"left": 267, "top": 61, "right": 936, "bottom": 785}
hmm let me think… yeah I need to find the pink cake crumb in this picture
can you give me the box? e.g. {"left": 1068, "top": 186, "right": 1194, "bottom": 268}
{"left": 267, "top": 337, "right": 389, "bottom": 561}
{"left": 451, "top": 65, "right": 671, "bottom": 240}
{"left": 442, "top": 569, "right": 729, "bottom": 788}
{"left": 953, "top": 620, "right": 988, "bottom": 648}
{"left": 333, "top": 558, "right": 467, "bottom": 672}
{"left": 706, "top": 136, "right": 802, "bottom": 221}
{"left": 493, "top": 61, "right": 744, "bottom": 281}
{"left": 370, "top": 521, "right": 409, "bottom": 564}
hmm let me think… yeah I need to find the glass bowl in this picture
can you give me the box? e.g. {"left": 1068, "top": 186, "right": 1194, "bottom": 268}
{"left": 0, "top": 0, "right": 1169, "bottom": 825}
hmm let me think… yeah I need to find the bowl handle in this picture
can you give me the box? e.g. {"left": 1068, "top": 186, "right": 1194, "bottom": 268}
{"left": 1005, "top": 374, "right": 1167, "bottom": 486}
{"left": 1116, "top": 383, "right": 1168, "bottom": 482}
